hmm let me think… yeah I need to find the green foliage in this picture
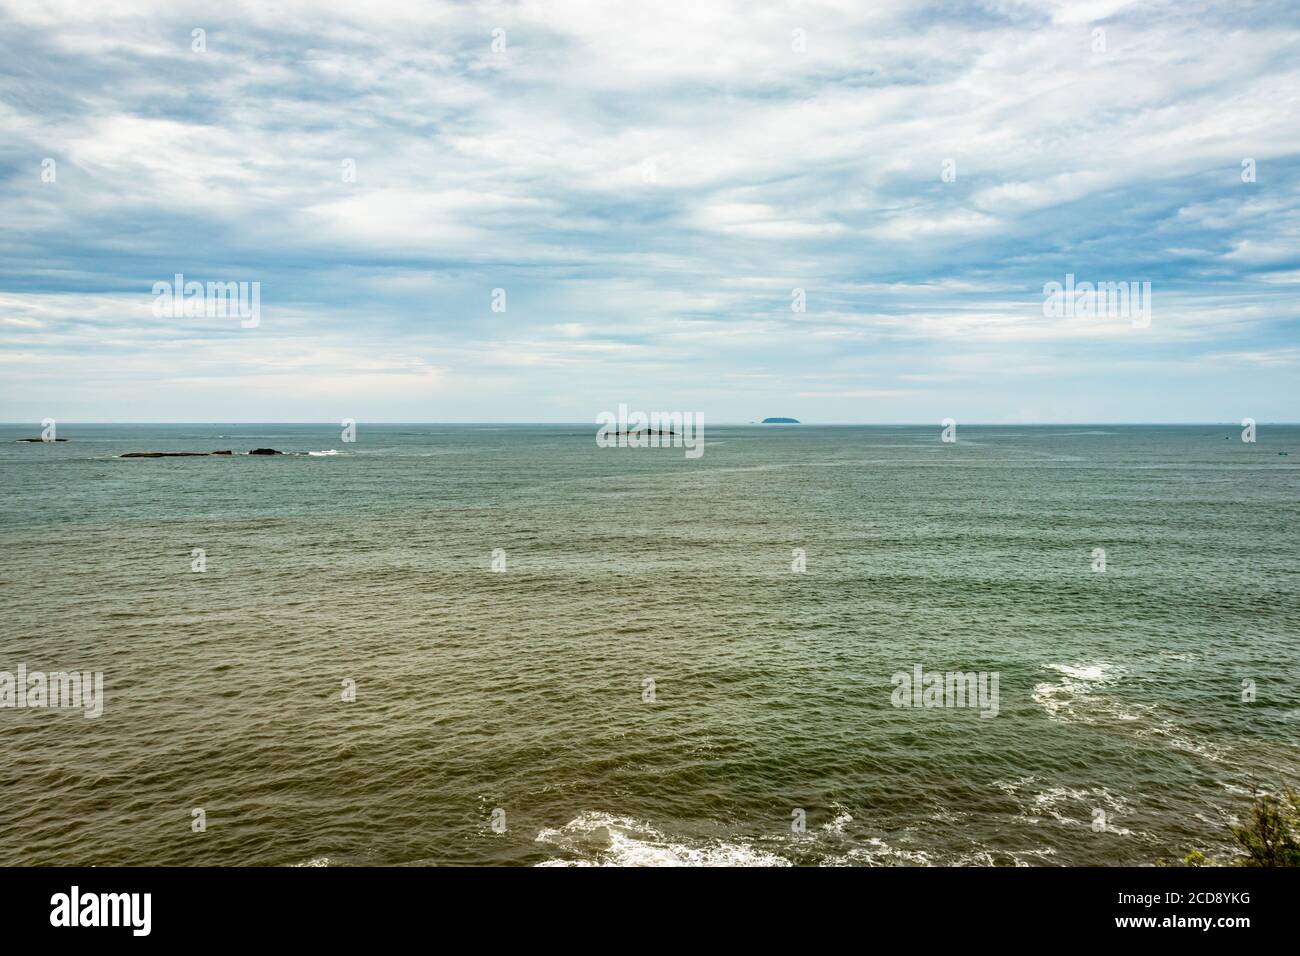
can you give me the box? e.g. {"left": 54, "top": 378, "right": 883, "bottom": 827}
{"left": 1179, "top": 788, "right": 1300, "bottom": 867}
{"left": 1230, "top": 788, "right": 1300, "bottom": 867}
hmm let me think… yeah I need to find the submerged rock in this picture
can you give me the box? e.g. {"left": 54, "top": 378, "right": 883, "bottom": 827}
{"left": 121, "top": 451, "right": 211, "bottom": 457}
{"left": 120, "top": 450, "right": 237, "bottom": 457}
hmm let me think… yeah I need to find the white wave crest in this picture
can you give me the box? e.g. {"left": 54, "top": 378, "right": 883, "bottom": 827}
{"left": 534, "top": 812, "right": 790, "bottom": 867}
{"left": 821, "top": 805, "right": 854, "bottom": 835}
{"left": 1032, "top": 662, "right": 1121, "bottom": 723}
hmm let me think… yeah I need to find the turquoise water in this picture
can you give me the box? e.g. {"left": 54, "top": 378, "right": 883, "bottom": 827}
{"left": 1, "top": 424, "right": 1297, "bottom": 866}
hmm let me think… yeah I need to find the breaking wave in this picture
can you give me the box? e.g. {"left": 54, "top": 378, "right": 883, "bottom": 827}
{"left": 534, "top": 813, "right": 791, "bottom": 867}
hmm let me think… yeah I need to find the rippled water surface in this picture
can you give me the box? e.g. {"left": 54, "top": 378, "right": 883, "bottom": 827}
{"left": 2, "top": 424, "right": 1297, "bottom": 866}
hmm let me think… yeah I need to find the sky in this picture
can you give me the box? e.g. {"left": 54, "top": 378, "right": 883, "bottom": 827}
{"left": 0, "top": 0, "right": 1297, "bottom": 423}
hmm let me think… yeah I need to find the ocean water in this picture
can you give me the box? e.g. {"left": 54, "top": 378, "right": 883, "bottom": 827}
{"left": 1, "top": 423, "right": 1297, "bottom": 867}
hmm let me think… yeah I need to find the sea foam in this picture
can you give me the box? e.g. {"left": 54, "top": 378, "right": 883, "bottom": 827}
{"left": 534, "top": 812, "right": 790, "bottom": 867}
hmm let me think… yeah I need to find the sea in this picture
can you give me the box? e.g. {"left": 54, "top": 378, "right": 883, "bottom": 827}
{"left": 1, "top": 423, "right": 1297, "bottom": 866}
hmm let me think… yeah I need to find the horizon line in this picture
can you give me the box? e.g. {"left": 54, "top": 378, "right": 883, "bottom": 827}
{"left": 4, "top": 421, "right": 1298, "bottom": 428}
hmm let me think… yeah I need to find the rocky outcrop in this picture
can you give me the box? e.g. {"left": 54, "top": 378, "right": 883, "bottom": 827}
{"left": 248, "top": 448, "right": 283, "bottom": 455}
{"left": 121, "top": 449, "right": 244, "bottom": 457}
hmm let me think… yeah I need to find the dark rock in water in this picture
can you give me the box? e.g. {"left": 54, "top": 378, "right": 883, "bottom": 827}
{"left": 121, "top": 449, "right": 255, "bottom": 458}
{"left": 15, "top": 438, "right": 68, "bottom": 442}
{"left": 121, "top": 451, "right": 210, "bottom": 457}
{"left": 761, "top": 417, "right": 800, "bottom": 424}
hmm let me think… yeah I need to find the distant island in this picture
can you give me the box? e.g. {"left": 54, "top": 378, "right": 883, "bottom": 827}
{"left": 761, "top": 417, "right": 800, "bottom": 424}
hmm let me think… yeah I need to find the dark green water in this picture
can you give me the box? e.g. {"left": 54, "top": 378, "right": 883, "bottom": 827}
{"left": 2, "top": 424, "right": 1297, "bottom": 866}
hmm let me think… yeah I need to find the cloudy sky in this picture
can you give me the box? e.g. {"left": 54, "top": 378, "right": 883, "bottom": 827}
{"left": 1, "top": 0, "right": 1297, "bottom": 422}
